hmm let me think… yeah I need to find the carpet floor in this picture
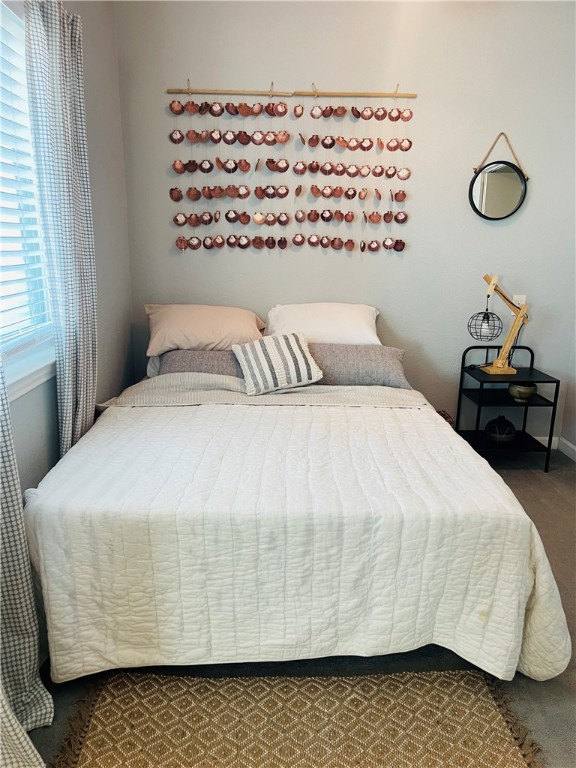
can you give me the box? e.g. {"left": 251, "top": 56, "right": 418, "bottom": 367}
{"left": 51, "top": 669, "right": 542, "bottom": 768}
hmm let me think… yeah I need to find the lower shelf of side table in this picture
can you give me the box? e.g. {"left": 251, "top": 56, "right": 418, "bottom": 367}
{"left": 458, "top": 430, "right": 547, "bottom": 454}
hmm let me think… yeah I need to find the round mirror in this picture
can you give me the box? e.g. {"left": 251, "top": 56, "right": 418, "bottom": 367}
{"left": 468, "top": 161, "right": 527, "bottom": 221}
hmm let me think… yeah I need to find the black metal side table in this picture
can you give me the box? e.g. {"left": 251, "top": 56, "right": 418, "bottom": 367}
{"left": 455, "top": 346, "right": 560, "bottom": 472}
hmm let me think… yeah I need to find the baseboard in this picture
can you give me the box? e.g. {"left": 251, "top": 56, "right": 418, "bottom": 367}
{"left": 534, "top": 436, "right": 559, "bottom": 450}
{"left": 558, "top": 436, "right": 576, "bottom": 462}
{"left": 531, "top": 435, "right": 575, "bottom": 463}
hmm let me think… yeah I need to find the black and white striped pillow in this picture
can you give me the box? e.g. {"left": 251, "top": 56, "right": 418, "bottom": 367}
{"left": 232, "top": 333, "right": 323, "bottom": 395}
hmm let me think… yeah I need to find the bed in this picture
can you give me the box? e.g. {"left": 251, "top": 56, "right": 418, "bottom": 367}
{"left": 23, "top": 303, "right": 571, "bottom": 684}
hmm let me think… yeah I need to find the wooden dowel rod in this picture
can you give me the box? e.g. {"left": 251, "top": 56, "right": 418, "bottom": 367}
{"left": 166, "top": 88, "right": 294, "bottom": 97}
{"left": 294, "top": 90, "right": 417, "bottom": 99}
{"left": 166, "top": 87, "right": 417, "bottom": 99}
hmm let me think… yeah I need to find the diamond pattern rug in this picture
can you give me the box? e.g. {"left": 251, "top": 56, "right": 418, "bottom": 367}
{"left": 52, "top": 669, "right": 543, "bottom": 768}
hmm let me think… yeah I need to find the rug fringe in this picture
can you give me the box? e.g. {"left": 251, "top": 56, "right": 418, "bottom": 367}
{"left": 485, "top": 674, "right": 547, "bottom": 768}
{"left": 49, "top": 676, "right": 107, "bottom": 768}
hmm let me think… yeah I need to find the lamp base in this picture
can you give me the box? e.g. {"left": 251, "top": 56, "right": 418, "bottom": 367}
{"left": 480, "top": 362, "right": 517, "bottom": 375}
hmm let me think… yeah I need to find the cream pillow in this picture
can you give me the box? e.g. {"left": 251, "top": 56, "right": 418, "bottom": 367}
{"left": 265, "top": 303, "right": 381, "bottom": 345}
{"left": 145, "top": 304, "right": 265, "bottom": 356}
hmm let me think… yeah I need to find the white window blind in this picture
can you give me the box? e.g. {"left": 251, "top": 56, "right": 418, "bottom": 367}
{"left": 0, "top": 4, "right": 51, "bottom": 356}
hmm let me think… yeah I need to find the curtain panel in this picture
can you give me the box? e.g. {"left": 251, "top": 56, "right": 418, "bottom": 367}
{"left": 0, "top": 3, "right": 99, "bottom": 764}
{"left": 0, "top": 684, "right": 46, "bottom": 768}
{"left": 0, "top": 359, "right": 52, "bottom": 767}
{"left": 25, "top": 0, "right": 98, "bottom": 456}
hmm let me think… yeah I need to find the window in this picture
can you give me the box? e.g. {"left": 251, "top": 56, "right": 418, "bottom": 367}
{"left": 1, "top": 3, "right": 54, "bottom": 396}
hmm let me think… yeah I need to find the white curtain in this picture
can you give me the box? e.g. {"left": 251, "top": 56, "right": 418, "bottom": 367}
{"left": 25, "top": 0, "right": 98, "bottom": 456}
{"left": 0, "top": 359, "right": 53, "bottom": 767}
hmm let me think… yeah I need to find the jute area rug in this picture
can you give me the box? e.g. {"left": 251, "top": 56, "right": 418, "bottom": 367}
{"left": 53, "top": 669, "right": 543, "bottom": 768}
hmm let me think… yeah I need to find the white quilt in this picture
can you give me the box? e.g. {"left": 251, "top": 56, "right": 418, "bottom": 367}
{"left": 24, "top": 374, "right": 571, "bottom": 683}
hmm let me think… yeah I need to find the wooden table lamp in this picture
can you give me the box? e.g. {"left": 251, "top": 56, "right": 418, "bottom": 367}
{"left": 480, "top": 274, "right": 528, "bottom": 375}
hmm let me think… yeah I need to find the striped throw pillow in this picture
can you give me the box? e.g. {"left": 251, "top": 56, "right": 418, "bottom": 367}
{"left": 232, "top": 334, "right": 323, "bottom": 395}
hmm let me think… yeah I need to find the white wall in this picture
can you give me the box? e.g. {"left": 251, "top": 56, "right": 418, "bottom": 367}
{"left": 9, "top": 379, "right": 59, "bottom": 491}
{"left": 113, "top": 1, "right": 575, "bottom": 438}
{"left": 561, "top": 345, "right": 576, "bottom": 458}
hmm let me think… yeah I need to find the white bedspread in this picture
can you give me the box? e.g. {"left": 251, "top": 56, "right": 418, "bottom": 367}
{"left": 24, "top": 374, "right": 570, "bottom": 682}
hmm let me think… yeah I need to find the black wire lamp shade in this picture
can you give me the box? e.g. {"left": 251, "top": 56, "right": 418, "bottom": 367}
{"left": 467, "top": 310, "right": 503, "bottom": 342}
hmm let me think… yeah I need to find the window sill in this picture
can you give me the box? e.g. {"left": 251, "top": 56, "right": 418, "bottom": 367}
{"left": 4, "top": 341, "right": 56, "bottom": 402}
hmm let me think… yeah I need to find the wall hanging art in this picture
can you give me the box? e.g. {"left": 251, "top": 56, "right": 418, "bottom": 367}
{"left": 166, "top": 83, "right": 417, "bottom": 255}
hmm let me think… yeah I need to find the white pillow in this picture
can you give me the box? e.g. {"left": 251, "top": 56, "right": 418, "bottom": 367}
{"left": 145, "top": 304, "right": 265, "bottom": 356}
{"left": 146, "top": 355, "right": 160, "bottom": 377}
{"left": 233, "top": 333, "right": 323, "bottom": 395}
{"left": 265, "top": 303, "right": 381, "bottom": 345}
